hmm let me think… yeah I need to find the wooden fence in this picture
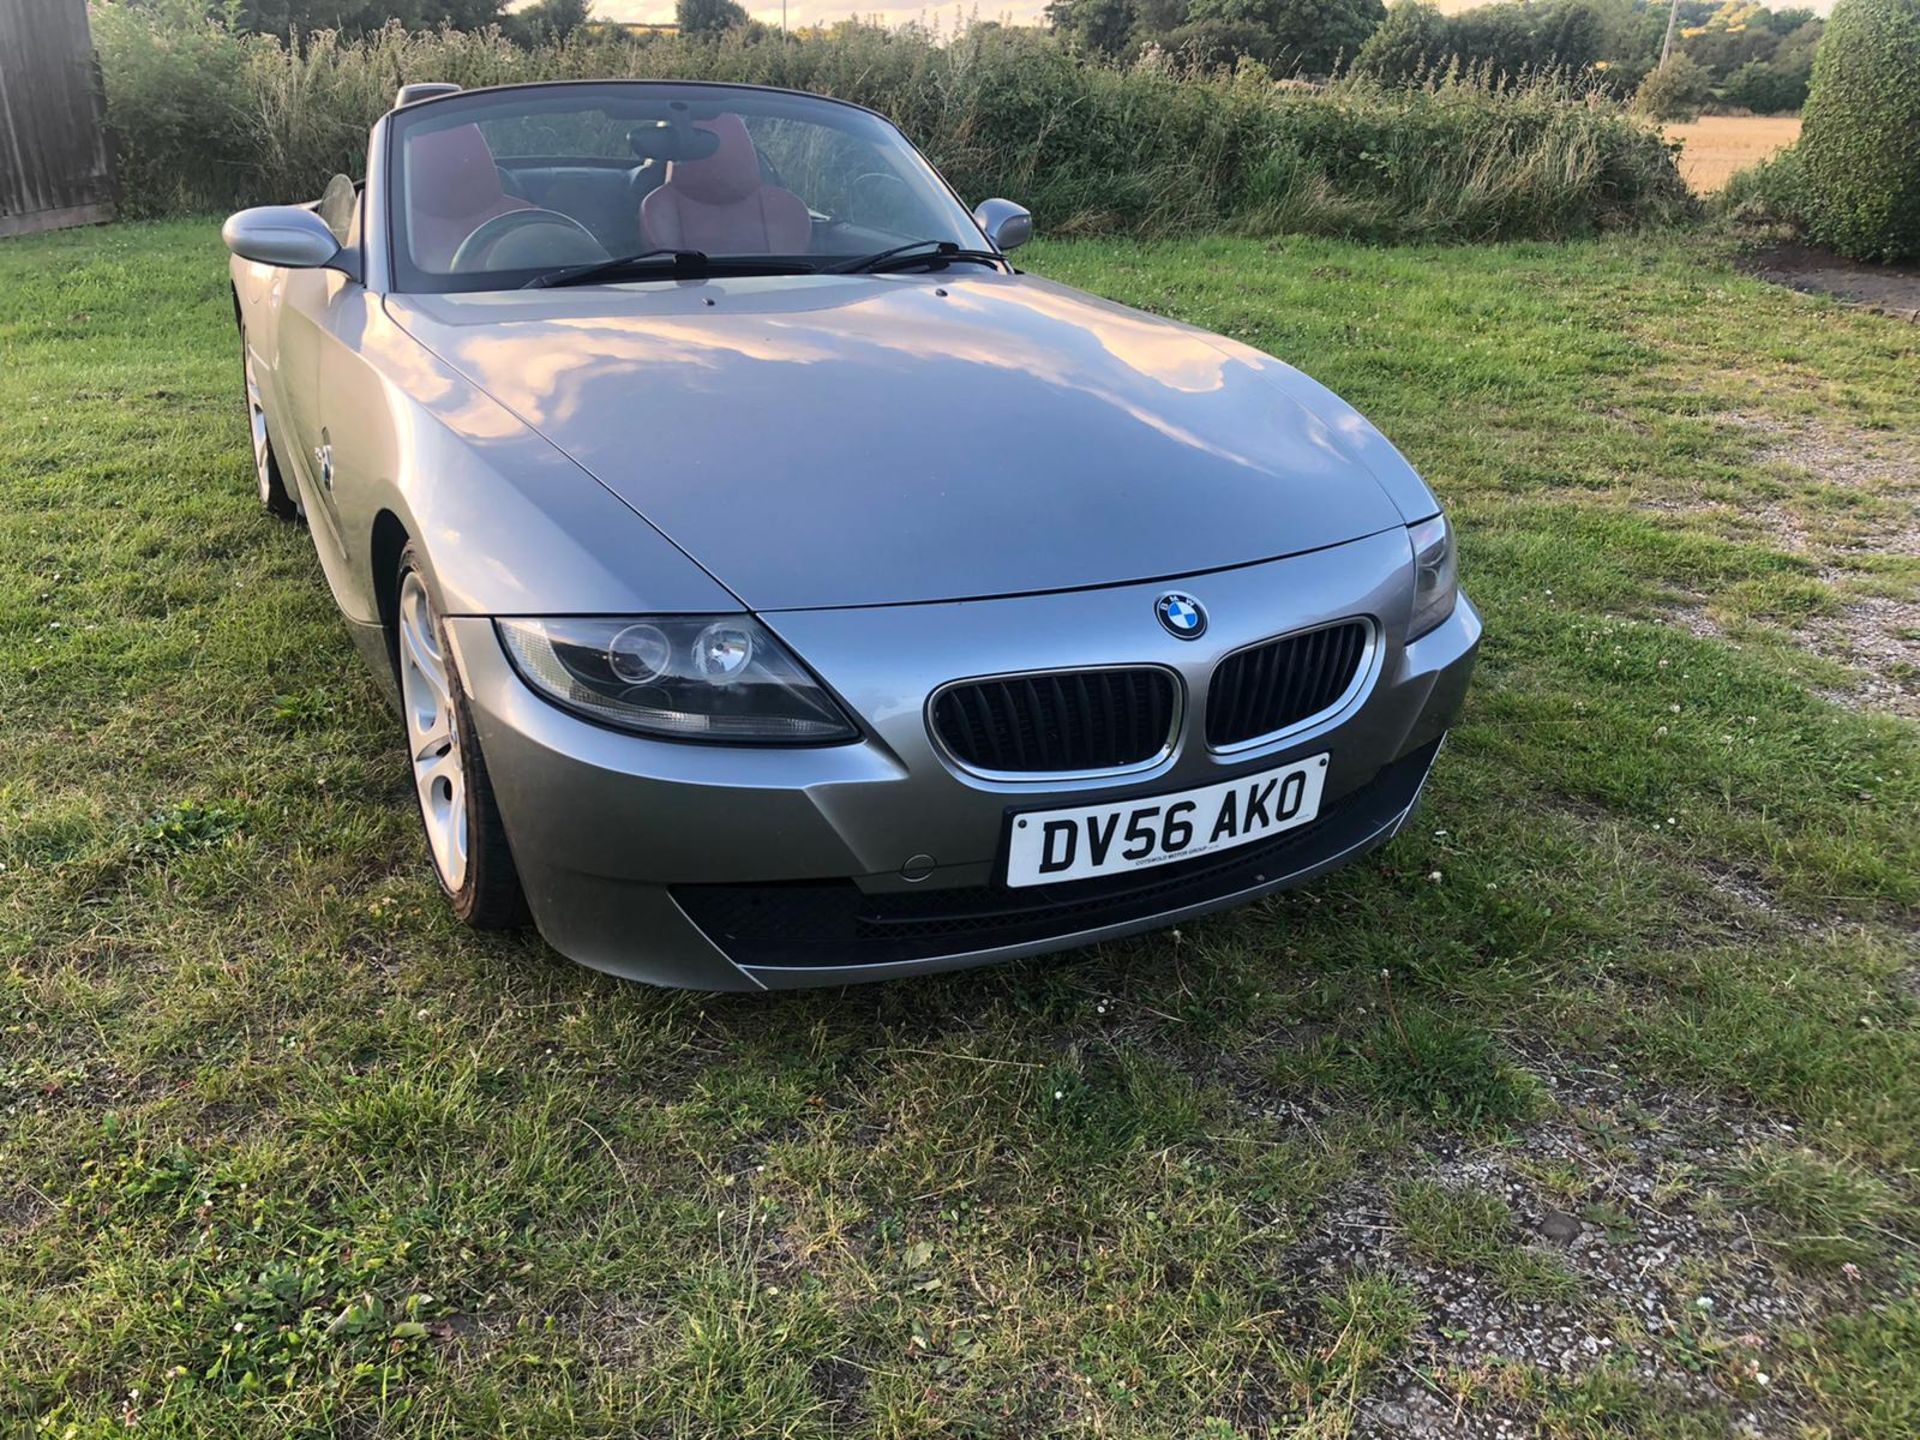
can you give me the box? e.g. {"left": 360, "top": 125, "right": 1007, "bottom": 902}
{"left": 0, "top": 0, "right": 114, "bottom": 238}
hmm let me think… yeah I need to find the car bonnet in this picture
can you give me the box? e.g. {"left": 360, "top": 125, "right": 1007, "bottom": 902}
{"left": 384, "top": 272, "right": 1416, "bottom": 611}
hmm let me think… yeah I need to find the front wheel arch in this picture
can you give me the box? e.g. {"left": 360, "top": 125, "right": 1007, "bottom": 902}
{"left": 238, "top": 315, "right": 299, "bottom": 521}
{"left": 393, "top": 539, "right": 529, "bottom": 929}
{"left": 371, "top": 508, "right": 410, "bottom": 683}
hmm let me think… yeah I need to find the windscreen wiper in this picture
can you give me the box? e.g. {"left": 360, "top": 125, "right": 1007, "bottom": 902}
{"left": 525, "top": 249, "right": 813, "bottom": 289}
{"left": 825, "top": 240, "right": 1008, "bottom": 276}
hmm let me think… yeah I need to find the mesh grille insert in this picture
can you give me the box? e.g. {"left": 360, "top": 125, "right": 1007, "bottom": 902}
{"left": 931, "top": 667, "right": 1176, "bottom": 774}
{"left": 1207, "top": 621, "right": 1369, "bottom": 748}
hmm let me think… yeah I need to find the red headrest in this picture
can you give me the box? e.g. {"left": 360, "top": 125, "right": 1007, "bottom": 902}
{"left": 664, "top": 115, "right": 763, "bottom": 207}
{"left": 407, "top": 123, "right": 507, "bottom": 219}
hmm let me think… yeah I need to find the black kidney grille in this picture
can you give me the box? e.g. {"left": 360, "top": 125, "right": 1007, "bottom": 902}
{"left": 932, "top": 667, "right": 1176, "bottom": 773}
{"left": 1207, "top": 621, "right": 1370, "bottom": 748}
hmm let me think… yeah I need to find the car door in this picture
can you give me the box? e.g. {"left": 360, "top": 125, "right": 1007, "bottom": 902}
{"left": 275, "top": 175, "right": 366, "bottom": 606}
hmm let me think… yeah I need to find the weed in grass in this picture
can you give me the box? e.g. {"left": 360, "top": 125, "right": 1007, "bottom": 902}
{"left": 269, "top": 688, "right": 339, "bottom": 729}
{"left": 1359, "top": 1005, "right": 1542, "bottom": 1128}
{"left": 134, "top": 802, "right": 246, "bottom": 856}
{"left": 1394, "top": 1179, "right": 1515, "bottom": 1267}
{"left": 1723, "top": 1144, "right": 1904, "bottom": 1271}
{"left": 1437, "top": 1355, "right": 1548, "bottom": 1415}
{"left": 1515, "top": 1157, "right": 1594, "bottom": 1208}
{"left": 1653, "top": 1303, "right": 1780, "bottom": 1404}
{"left": 1537, "top": 1356, "right": 1731, "bottom": 1439}
{"left": 1390, "top": 1175, "right": 1583, "bottom": 1303}
{"left": 1792, "top": 1298, "right": 1920, "bottom": 1440}
{"left": 1580, "top": 1200, "right": 1640, "bottom": 1244}
{"left": 1284, "top": 1272, "right": 1426, "bottom": 1425}
{"left": 1490, "top": 1246, "right": 1586, "bottom": 1306}
{"left": 1263, "top": 1027, "right": 1351, "bottom": 1094}
{"left": 1037, "top": 1047, "right": 1213, "bottom": 1158}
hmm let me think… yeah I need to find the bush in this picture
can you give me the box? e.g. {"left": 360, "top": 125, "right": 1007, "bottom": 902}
{"left": 1718, "top": 143, "right": 1812, "bottom": 230}
{"left": 91, "top": 7, "right": 1693, "bottom": 243}
{"left": 89, "top": 0, "right": 254, "bottom": 217}
{"left": 1799, "top": 0, "right": 1920, "bottom": 262}
{"left": 1633, "top": 53, "right": 1712, "bottom": 121}
{"left": 1723, "top": 58, "right": 1810, "bottom": 115}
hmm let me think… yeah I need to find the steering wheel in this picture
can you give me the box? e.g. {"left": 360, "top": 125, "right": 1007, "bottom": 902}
{"left": 450, "top": 208, "right": 607, "bottom": 273}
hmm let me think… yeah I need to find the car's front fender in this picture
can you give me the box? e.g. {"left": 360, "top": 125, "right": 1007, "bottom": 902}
{"left": 320, "top": 293, "right": 742, "bottom": 636}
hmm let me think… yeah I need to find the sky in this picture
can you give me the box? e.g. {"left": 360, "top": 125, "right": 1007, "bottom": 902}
{"left": 586, "top": 0, "right": 1832, "bottom": 27}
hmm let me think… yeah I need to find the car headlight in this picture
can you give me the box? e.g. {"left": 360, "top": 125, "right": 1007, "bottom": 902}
{"left": 1406, "top": 514, "right": 1458, "bottom": 642}
{"left": 496, "top": 615, "right": 857, "bottom": 743}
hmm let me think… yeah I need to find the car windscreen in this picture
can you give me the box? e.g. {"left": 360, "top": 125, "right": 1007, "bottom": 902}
{"left": 386, "top": 83, "right": 985, "bottom": 293}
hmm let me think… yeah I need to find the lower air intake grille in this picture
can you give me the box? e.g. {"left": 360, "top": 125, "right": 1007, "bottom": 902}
{"left": 931, "top": 667, "right": 1176, "bottom": 774}
{"left": 1207, "top": 621, "right": 1370, "bottom": 749}
{"left": 671, "top": 738, "right": 1443, "bottom": 971}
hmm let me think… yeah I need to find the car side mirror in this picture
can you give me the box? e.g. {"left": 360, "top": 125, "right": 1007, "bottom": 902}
{"left": 223, "top": 206, "right": 358, "bottom": 280}
{"left": 972, "top": 198, "right": 1033, "bottom": 253}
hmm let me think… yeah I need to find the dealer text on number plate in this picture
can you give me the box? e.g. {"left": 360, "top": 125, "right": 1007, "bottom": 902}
{"left": 1005, "top": 753, "right": 1329, "bottom": 888}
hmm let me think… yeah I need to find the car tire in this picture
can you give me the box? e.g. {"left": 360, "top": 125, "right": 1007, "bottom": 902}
{"left": 241, "top": 330, "right": 300, "bottom": 521}
{"left": 394, "top": 545, "right": 529, "bottom": 929}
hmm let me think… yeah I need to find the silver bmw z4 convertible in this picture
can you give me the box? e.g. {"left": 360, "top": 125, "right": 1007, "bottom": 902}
{"left": 225, "top": 78, "right": 1481, "bottom": 991}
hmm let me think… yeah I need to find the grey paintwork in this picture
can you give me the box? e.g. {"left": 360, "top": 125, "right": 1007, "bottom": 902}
{"left": 226, "top": 79, "right": 1479, "bottom": 989}
{"left": 222, "top": 206, "right": 356, "bottom": 276}
{"left": 448, "top": 576, "right": 1480, "bottom": 989}
{"left": 384, "top": 275, "right": 1435, "bottom": 611}
{"left": 972, "top": 198, "right": 1033, "bottom": 252}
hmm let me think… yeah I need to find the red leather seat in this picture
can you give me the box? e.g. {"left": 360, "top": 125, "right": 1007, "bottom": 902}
{"left": 639, "top": 114, "right": 810, "bottom": 255}
{"left": 405, "top": 123, "right": 530, "bottom": 271}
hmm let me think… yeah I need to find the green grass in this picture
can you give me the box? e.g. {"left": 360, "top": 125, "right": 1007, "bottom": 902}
{"left": 3, "top": 220, "right": 1919, "bottom": 1437}
{"left": 1723, "top": 1144, "right": 1906, "bottom": 1271}
{"left": 1393, "top": 1180, "right": 1515, "bottom": 1267}
{"left": 1391, "top": 1178, "right": 1583, "bottom": 1303}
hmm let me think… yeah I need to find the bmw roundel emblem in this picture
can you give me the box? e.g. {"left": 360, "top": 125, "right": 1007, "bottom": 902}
{"left": 1155, "top": 591, "right": 1207, "bottom": 640}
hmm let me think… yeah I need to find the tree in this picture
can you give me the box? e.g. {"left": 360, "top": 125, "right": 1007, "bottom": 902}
{"left": 232, "top": 0, "right": 507, "bottom": 38}
{"left": 1351, "top": 0, "right": 1451, "bottom": 83}
{"left": 1450, "top": 3, "right": 1542, "bottom": 72}
{"left": 1133, "top": 0, "right": 1191, "bottom": 38}
{"left": 508, "top": 0, "right": 593, "bottom": 44}
{"left": 678, "top": 0, "right": 748, "bottom": 35}
{"left": 1355, "top": 0, "right": 1631, "bottom": 87}
{"left": 1723, "top": 57, "right": 1807, "bottom": 111}
{"left": 1046, "top": 0, "right": 1144, "bottom": 57}
{"left": 1633, "top": 50, "right": 1711, "bottom": 117}
{"left": 1165, "top": 15, "right": 1274, "bottom": 65}
{"left": 1182, "top": 0, "right": 1387, "bottom": 74}
{"left": 1799, "top": 0, "right": 1920, "bottom": 260}
{"left": 1768, "top": 16, "right": 1824, "bottom": 78}
{"left": 1532, "top": 0, "right": 1607, "bottom": 70}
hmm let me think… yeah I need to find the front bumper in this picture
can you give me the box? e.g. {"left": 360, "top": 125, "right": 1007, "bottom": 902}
{"left": 448, "top": 531, "right": 1481, "bottom": 990}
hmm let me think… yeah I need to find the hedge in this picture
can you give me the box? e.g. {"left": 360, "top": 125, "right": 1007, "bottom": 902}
{"left": 89, "top": 2, "right": 1694, "bottom": 244}
{"left": 1799, "top": 0, "right": 1920, "bottom": 263}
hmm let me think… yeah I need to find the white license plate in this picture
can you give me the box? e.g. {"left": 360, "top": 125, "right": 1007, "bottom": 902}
{"left": 1004, "top": 754, "right": 1328, "bottom": 888}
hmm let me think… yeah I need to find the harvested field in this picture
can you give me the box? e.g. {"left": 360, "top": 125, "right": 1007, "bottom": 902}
{"left": 1665, "top": 114, "right": 1803, "bottom": 193}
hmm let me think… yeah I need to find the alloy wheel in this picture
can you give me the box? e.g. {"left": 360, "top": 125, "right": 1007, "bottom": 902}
{"left": 243, "top": 348, "right": 276, "bottom": 508}
{"left": 397, "top": 570, "right": 470, "bottom": 893}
